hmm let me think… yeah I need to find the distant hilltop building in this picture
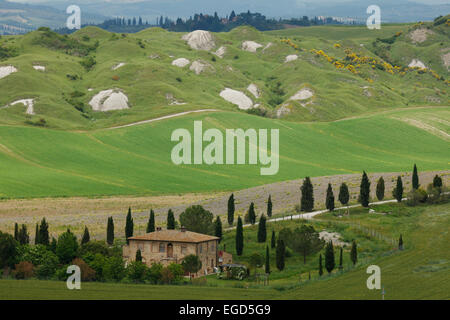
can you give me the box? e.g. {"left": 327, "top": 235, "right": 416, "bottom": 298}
{"left": 123, "top": 227, "right": 225, "bottom": 276}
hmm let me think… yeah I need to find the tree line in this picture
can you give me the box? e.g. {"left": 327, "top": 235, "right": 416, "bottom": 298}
{"left": 55, "top": 10, "right": 356, "bottom": 34}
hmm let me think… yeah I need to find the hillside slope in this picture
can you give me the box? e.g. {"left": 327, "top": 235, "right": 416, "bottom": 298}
{"left": 0, "top": 20, "right": 448, "bottom": 130}
{"left": 0, "top": 107, "right": 448, "bottom": 199}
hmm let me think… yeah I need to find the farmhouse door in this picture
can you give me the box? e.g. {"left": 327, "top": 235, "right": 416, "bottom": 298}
{"left": 167, "top": 243, "right": 173, "bottom": 258}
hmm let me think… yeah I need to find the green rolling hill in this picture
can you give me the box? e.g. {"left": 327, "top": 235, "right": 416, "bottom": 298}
{"left": 0, "top": 20, "right": 448, "bottom": 130}
{"left": 0, "top": 107, "right": 448, "bottom": 199}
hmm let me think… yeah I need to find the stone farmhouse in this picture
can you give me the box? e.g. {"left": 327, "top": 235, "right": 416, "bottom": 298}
{"left": 123, "top": 227, "right": 222, "bottom": 276}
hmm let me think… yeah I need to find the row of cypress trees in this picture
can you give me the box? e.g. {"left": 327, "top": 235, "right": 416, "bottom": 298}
{"left": 227, "top": 194, "right": 273, "bottom": 226}
{"left": 14, "top": 218, "right": 50, "bottom": 246}
{"left": 308, "top": 164, "right": 432, "bottom": 213}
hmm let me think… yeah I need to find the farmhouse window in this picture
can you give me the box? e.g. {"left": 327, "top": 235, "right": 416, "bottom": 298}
{"left": 159, "top": 243, "right": 165, "bottom": 252}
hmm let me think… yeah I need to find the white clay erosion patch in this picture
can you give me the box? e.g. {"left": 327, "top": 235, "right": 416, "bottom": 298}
{"left": 290, "top": 88, "right": 314, "bottom": 101}
{"left": 285, "top": 55, "right": 298, "bottom": 63}
{"left": 166, "top": 93, "right": 186, "bottom": 105}
{"left": 182, "top": 30, "right": 215, "bottom": 51}
{"left": 0, "top": 65, "right": 18, "bottom": 79}
{"left": 220, "top": 88, "right": 253, "bottom": 110}
{"left": 213, "top": 46, "right": 226, "bottom": 58}
{"left": 172, "top": 58, "right": 190, "bottom": 68}
{"left": 247, "top": 83, "right": 260, "bottom": 98}
{"left": 319, "top": 231, "right": 347, "bottom": 247}
{"left": 112, "top": 62, "right": 126, "bottom": 70}
{"left": 89, "top": 89, "right": 129, "bottom": 112}
{"left": 241, "top": 41, "right": 263, "bottom": 53}
{"left": 262, "top": 42, "right": 273, "bottom": 52}
{"left": 408, "top": 59, "right": 427, "bottom": 69}
{"left": 33, "top": 65, "right": 45, "bottom": 71}
{"left": 9, "top": 99, "right": 35, "bottom": 115}
{"left": 189, "top": 60, "right": 213, "bottom": 75}
{"left": 276, "top": 104, "right": 291, "bottom": 118}
{"left": 409, "top": 28, "right": 434, "bottom": 44}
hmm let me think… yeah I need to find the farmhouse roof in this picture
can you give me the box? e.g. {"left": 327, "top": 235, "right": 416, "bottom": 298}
{"left": 128, "top": 229, "right": 219, "bottom": 243}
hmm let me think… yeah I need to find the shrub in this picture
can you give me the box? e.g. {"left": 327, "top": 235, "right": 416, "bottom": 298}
{"left": 147, "top": 263, "right": 163, "bottom": 284}
{"left": 176, "top": 77, "right": 182, "bottom": 82}
{"left": 0, "top": 231, "right": 18, "bottom": 268}
{"left": 160, "top": 267, "right": 174, "bottom": 284}
{"left": 79, "top": 56, "right": 96, "bottom": 71}
{"left": 127, "top": 261, "right": 148, "bottom": 283}
{"left": 103, "top": 256, "right": 126, "bottom": 282}
{"left": 19, "top": 244, "right": 59, "bottom": 279}
{"left": 406, "top": 188, "right": 427, "bottom": 206}
{"left": 79, "top": 240, "right": 110, "bottom": 257}
{"left": 14, "top": 261, "right": 34, "bottom": 279}
{"left": 56, "top": 230, "right": 79, "bottom": 264}
{"left": 71, "top": 258, "right": 96, "bottom": 281}
{"left": 167, "top": 263, "right": 184, "bottom": 282}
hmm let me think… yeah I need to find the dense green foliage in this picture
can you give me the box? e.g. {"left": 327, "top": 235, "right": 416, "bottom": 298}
{"left": 179, "top": 205, "right": 214, "bottom": 234}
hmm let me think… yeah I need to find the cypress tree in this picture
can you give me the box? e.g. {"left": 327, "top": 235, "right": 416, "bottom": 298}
{"left": 393, "top": 176, "right": 403, "bottom": 202}
{"left": 19, "top": 224, "right": 30, "bottom": 245}
{"left": 257, "top": 214, "right": 267, "bottom": 243}
{"left": 146, "top": 209, "right": 155, "bottom": 233}
{"left": 318, "top": 254, "right": 323, "bottom": 276}
{"left": 14, "top": 223, "right": 19, "bottom": 241}
{"left": 267, "top": 195, "right": 273, "bottom": 218}
{"left": 125, "top": 208, "right": 134, "bottom": 244}
{"left": 227, "top": 194, "right": 235, "bottom": 226}
{"left": 412, "top": 164, "right": 419, "bottom": 190}
{"left": 81, "top": 226, "right": 90, "bottom": 245}
{"left": 34, "top": 223, "right": 40, "bottom": 245}
{"left": 359, "top": 171, "right": 371, "bottom": 207}
{"left": 107, "top": 216, "right": 114, "bottom": 245}
{"left": 167, "top": 209, "right": 175, "bottom": 229}
{"left": 214, "top": 216, "right": 222, "bottom": 243}
{"left": 398, "top": 234, "right": 403, "bottom": 250}
{"left": 271, "top": 230, "right": 276, "bottom": 249}
{"left": 265, "top": 245, "right": 270, "bottom": 274}
{"left": 376, "top": 177, "right": 385, "bottom": 201}
{"left": 325, "top": 183, "right": 335, "bottom": 212}
{"left": 350, "top": 240, "right": 357, "bottom": 265}
{"left": 276, "top": 239, "right": 285, "bottom": 271}
{"left": 300, "top": 177, "right": 314, "bottom": 212}
{"left": 39, "top": 218, "right": 49, "bottom": 246}
{"left": 135, "top": 249, "right": 142, "bottom": 262}
{"left": 248, "top": 202, "right": 256, "bottom": 225}
{"left": 339, "top": 247, "right": 343, "bottom": 270}
{"left": 338, "top": 182, "right": 349, "bottom": 206}
{"left": 433, "top": 174, "right": 443, "bottom": 189}
{"left": 325, "top": 240, "right": 335, "bottom": 273}
{"left": 236, "top": 216, "right": 244, "bottom": 256}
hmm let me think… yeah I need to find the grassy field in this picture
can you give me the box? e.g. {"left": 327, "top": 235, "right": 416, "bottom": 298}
{"left": 0, "top": 21, "right": 448, "bottom": 130}
{"left": 1, "top": 201, "right": 448, "bottom": 299}
{"left": 0, "top": 107, "right": 448, "bottom": 199}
